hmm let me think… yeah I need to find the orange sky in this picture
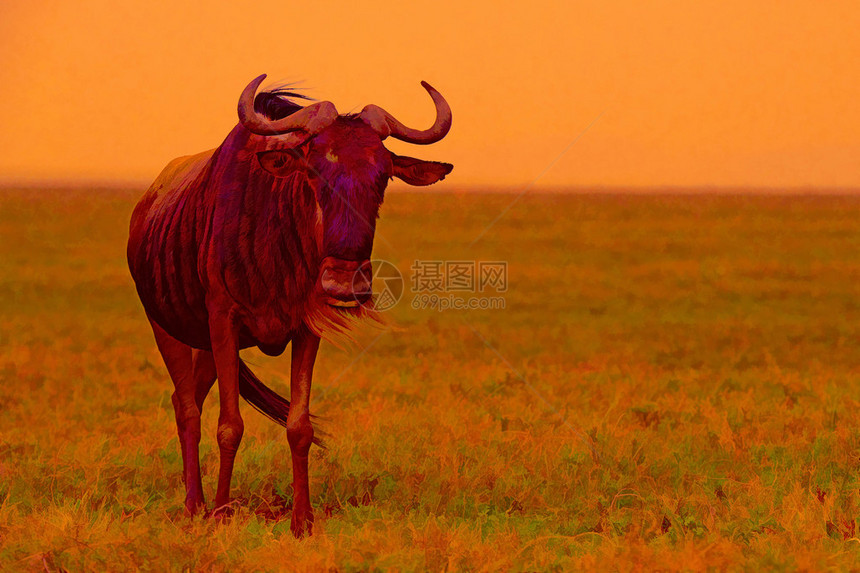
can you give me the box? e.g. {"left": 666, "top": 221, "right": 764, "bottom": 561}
{"left": 0, "top": 1, "right": 857, "bottom": 189}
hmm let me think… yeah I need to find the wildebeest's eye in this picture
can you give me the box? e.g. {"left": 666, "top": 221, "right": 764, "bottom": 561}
{"left": 257, "top": 149, "right": 307, "bottom": 177}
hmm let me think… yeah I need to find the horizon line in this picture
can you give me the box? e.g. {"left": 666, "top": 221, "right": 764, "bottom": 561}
{"left": 0, "top": 178, "right": 858, "bottom": 196}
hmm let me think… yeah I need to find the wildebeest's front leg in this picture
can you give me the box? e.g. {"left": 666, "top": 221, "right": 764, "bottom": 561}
{"left": 288, "top": 326, "right": 321, "bottom": 538}
{"left": 208, "top": 308, "right": 245, "bottom": 513}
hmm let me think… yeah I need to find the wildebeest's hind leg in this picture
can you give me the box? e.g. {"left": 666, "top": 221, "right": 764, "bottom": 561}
{"left": 150, "top": 319, "right": 216, "bottom": 515}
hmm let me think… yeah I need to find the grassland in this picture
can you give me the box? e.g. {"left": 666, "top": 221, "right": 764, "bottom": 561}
{"left": 1, "top": 188, "right": 859, "bottom": 571}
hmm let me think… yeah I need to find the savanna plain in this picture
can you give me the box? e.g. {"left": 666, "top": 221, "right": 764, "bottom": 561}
{"left": 1, "top": 189, "right": 859, "bottom": 571}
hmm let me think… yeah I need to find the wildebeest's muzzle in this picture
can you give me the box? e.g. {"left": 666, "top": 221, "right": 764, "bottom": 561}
{"left": 319, "top": 257, "right": 372, "bottom": 307}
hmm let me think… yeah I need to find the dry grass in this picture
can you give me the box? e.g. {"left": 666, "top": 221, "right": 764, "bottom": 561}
{"left": 1, "top": 189, "right": 859, "bottom": 571}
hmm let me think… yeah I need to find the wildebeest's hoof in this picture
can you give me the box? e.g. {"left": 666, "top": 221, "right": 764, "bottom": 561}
{"left": 291, "top": 509, "right": 314, "bottom": 538}
{"left": 184, "top": 497, "right": 206, "bottom": 517}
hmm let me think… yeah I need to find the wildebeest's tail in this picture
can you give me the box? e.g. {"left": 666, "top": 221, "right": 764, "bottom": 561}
{"left": 238, "top": 360, "right": 324, "bottom": 447}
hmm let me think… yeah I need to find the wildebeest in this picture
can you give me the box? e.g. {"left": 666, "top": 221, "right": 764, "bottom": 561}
{"left": 127, "top": 74, "right": 452, "bottom": 536}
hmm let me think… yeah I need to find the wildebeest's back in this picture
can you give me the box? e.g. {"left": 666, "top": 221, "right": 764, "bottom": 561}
{"left": 128, "top": 149, "right": 217, "bottom": 349}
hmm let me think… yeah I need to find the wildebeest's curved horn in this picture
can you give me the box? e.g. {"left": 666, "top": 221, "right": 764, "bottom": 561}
{"left": 359, "top": 81, "right": 452, "bottom": 144}
{"left": 237, "top": 74, "right": 338, "bottom": 136}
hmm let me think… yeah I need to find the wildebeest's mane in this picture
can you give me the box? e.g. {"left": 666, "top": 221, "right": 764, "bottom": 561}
{"left": 254, "top": 86, "right": 313, "bottom": 120}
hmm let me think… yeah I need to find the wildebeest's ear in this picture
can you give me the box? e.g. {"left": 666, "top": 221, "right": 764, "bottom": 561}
{"left": 390, "top": 154, "right": 453, "bottom": 186}
{"left": 257, "top": 149, "right": 305, "bottom": 177}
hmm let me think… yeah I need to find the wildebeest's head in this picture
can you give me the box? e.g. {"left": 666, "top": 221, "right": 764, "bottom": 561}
{"left": 237, "top": 75, "right": 452, "bottom": 309}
